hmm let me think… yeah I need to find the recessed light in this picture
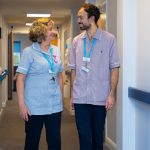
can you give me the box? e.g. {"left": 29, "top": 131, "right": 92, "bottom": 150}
{"left": 26, "top": 23, "right": 32, "bottom": 26}
{"left": 27, "top": 14, "right": 51, "bottom": 17}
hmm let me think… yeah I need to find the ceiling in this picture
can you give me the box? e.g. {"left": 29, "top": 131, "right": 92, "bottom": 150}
{"left": 0, "top": 0, "right": 84, "bottom": 29}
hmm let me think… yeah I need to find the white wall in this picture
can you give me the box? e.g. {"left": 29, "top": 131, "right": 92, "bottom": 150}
{"left": 14, "top": 33, "right": 32, "bottom": 53}
{"left": 85, "top": 0, "right": 96, "bottom": 4}
{"left": 117, "top": 0, "right": 150, "bottom": 149}
{"left": 12, "top": 25, "right": 30, "bottom": 34}
{"left": 117, "top": 0, "right": 137, "bottom": 149}
{"left": 136, "top": 0, "right": 150, "bottom": 91}
{"left": 135, "top": 0, "right": 150, "bottom": 149}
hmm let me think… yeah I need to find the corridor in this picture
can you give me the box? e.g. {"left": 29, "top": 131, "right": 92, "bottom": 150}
{"left": 0, "top": 93, "right": 79, "bottom": 150}
{"left": 0, "top": 93, "right": 109, "bottom": 150}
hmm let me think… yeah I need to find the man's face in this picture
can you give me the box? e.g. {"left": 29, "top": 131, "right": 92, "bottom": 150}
{"left": 77, "top": 8, "right": 91, "bottom": 30}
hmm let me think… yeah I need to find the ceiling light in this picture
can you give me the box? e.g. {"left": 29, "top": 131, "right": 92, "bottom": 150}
{"left": 27, "top": 14, "right": 51, "bottom": 17}
{"left": 26, "top": 23, "right": 32, "bottom": 26}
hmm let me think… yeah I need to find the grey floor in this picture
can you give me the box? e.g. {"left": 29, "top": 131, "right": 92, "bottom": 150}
{"left": 0, "top": 93, "right": 109, "bottom": 150}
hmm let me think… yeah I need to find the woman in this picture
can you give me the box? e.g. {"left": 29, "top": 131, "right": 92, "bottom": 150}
{"left": 16, "top": 18, "right": 63, "bottom": 150}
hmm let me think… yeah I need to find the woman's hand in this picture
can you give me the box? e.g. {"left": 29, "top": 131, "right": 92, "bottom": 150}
{"left": 70, "top": 96, "right": 74, "bottom": 110}
{"left": 19, "top": 102, "right": 31, "bottom": 121}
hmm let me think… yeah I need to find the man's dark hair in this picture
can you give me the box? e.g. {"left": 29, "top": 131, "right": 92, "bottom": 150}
{"left": 82, "top": 3, "right": 101, "bottom": 24}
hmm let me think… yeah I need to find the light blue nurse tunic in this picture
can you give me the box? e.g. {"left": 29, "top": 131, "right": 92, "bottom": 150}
{"left": 16, "top": 42, "right": 63, "bottom": 115}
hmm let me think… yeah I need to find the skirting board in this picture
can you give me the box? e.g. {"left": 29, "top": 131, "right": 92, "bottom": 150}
{"left": 0, "top": 100, "right": 7, "bottom": 121}
{"left": 105, "top": 136, "right": 117, "bottom": 150}
{"left": 0, "top": 108, "right": 4, "bottom": 122}
{"left": 2, "top": 100, "right": 6, "bottom": 108}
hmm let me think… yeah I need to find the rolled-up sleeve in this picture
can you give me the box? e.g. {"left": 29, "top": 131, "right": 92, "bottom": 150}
{"left": 109, "top": 37, "right": 120, "bottom": 69}
{"left": 68, "top": 39, "right": 76, "bottom": 70}
{"left": 16, "top": 49, "right": 32, "bottom": 74}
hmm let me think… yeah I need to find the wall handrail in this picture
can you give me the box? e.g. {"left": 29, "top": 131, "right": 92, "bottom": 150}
{"left": 0, "top": 69, "right": 8, "bottom": 81}
{"left": 128, "top": 87, "right": 150, "bottom": 105}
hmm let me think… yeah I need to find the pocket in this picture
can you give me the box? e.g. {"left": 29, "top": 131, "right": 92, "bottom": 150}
{"left": 92, "top": 46, "right": 109, "bottom": 69}
{"left": 52, "top": 85, "right": 62, "bottom": 106}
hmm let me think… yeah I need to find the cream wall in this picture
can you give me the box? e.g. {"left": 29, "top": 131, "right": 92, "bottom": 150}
{"left": 61, "top": 8, "right": 81, "bottom": 111}
{"left": 106, "top": 0, "right": 117, "bottom": 149}
{"left": 60, "top": 16, "right": 71, "bottom": 101}
{"left": 61, "top": 16, "right": 71, "bottom": 65}
{"left": 0, "top": 14, "right": 8, "bottom": 115}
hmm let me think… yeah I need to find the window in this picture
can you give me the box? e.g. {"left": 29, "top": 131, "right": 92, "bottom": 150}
{"left": 13, "top": 41, "right": 21, "bottom": 66}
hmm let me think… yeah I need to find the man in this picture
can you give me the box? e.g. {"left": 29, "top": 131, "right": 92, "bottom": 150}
{"left": 69, "top": 3, "right": 120, "bottom": 150}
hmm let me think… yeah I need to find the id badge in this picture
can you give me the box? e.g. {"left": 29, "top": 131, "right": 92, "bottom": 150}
{"left": 81, "top": 66, "right": 89, "bottom": 73}
{"left": 49, "top": 70, "right": 56, "bottom": 81}
{"left": 50, "top": 76, "right": 55, "bottom": 81}
{"left": 48, "top": 69, "right": 54, "bottom": 74}
{"left": 83, "top": 57, "right": 90, "bottom": 62}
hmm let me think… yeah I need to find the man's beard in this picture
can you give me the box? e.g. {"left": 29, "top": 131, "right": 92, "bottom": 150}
{"left": 79, "top": 23, "right": 90, "bottom": 30}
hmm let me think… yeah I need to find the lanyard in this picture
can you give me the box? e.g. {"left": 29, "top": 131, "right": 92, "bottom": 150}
{"left": 42, "top": 48, "right": 54, "bottom": 73}
{"left": 83, "top": 38, "right": 96, "bottom": 58}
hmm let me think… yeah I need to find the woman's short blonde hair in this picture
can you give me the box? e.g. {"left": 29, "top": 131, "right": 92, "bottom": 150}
{"left": 29, "top": 18, "right": 54, "bottom": 43}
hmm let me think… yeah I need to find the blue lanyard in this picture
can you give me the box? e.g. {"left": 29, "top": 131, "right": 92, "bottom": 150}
{"left": 83, "top": 38, "right": 96, "bottom": 58}
{"left": 42, "top": 48, "right": 54, "bottom": 73}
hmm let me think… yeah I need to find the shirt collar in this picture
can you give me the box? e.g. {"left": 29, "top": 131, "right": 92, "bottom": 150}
{"left": 80, "top": 28, "right": 102, "bottom": 40}
{"left": 32, "top": 42, "right": 52, "bottom": 55}
{"left": 32, "top": 42, "right": 42, "bottom": 52}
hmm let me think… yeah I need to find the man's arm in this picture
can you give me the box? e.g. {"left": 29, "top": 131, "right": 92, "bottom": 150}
{"left": 106, "top": 67, "right": 119, "bottom": 111}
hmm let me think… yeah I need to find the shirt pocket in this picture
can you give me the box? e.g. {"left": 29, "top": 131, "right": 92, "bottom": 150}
{"left": 92, "top": 51, "right": 106, "bottom": 67}
{"left": 52, "top": 85, "right": 62, "bottom": 106}
{"left": 91, "top": 48, "right": 110, "bottom": 81}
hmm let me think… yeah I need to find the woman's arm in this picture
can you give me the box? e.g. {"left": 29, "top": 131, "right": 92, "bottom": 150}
{"left": 58, "top": 72, "right": 63, "bottom": 99}
{"left": 16, "top": 73, "right": 30, "bottom": 121}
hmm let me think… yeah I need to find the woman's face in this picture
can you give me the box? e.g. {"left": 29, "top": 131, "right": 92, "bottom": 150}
{"left": 44, "top": 21, "right": 57, "bottom": 43}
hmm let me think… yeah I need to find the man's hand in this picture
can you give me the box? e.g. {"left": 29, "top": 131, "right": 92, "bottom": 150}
{"left": 105, "top": 94, "right": 116, "bottom": 111}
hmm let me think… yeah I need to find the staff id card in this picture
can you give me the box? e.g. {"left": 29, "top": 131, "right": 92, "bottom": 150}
{"left": 82, "top": 57, "right": 90, "bottom": 73}
{"left": 48, "top": 69, "right": 56, "bottom": 82}
{"left": 81, "top": 66, "right": 89, "bottom": 72}
{"left": 48, "top": 69, "right": 55, "bottom": 74}
{"left": 83, "top": 57, "right": 90, "bottom": 62}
